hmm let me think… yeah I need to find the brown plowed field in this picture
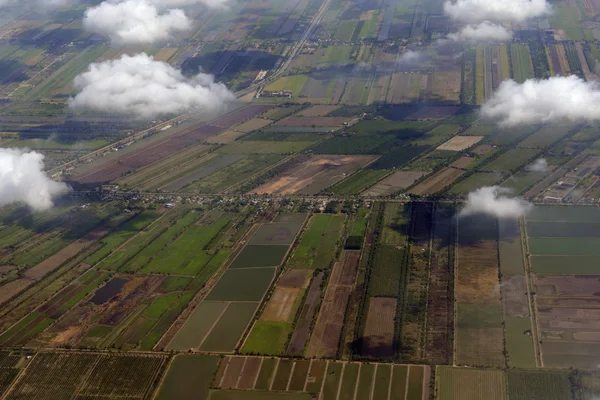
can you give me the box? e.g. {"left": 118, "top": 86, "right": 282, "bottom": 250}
{"left": 278, "top": 270, "right": 310, "bottom": 288}
{"left": 306, "top": 250, "right": 359, "bottom": 358}
{"left": 424, "top": 207, "right": 454, "bottom": 364}
{"left": 221, "top": 356, "right": 246, "bottom": 389}
{"left": 409, "top": 168, "right": 465, "bottom": 195}
{"left": 329, "top": 250, "right": 360, "bottom": 286}
{"left": 456, "top": 240, "right": 499, "bottom": 304}
{"left": 472, "top": 144, "right": 494, "bottom": 155}
{"left": 237, "top": 357, "right": 262, "bottom": 389}
{"left": 25, "top": 225, "right": 111, "bottom": 280}
{"left": 74, "top": 125, "right": 222, "bottom": 184}
{"left": 274, "top": 116, "right": 351, "bottom": 127}
{"left": 306, "top": 285, "right": 352, "bottom": 358}
{"left": 261, "top": 287, "right": 300, "bottom": 322}
{"left": 436, "top": 136, "right": 483, "bottom": 151}
{"left": 361, "top": 297, "right": 397, "bottom": 357}
{"left": 252, "top": 155, "right": 377, "bottom": 195}
{"left": 363, "top": 171, "right": 426, "bottom": 196}
{"left": 288, "top": 272, "right": 324, "bottom": 356}
{"left": 451, "top": 156, "right": 475, "bottom": 169}
{"left": 502, "top": 275, "right": 529, "bottom": 317}
{"left": 0, "top": 278, "right": 34, "bottom": 304}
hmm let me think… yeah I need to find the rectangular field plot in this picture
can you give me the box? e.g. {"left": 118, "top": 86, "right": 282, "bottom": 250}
{"left": 241, "top": 320, "right": 291, "bottom": 355}
{"left": 436, "top": 135, "right": 483, "bottom": 151}
{"left": 529, "top": 237, "right": 600, "bottom": 256}
{"left": 166, "top": 301, "right": 228, "bottom": 351}
{"left": 230, "top": 245, "right": 290, "bottom": 268}
{"left": 527, "top": 205, "right": 600, "bottom": 222}
{"left": 527, "top": 221, "right": 600, "bottom": 237}
{"left": 436, "top": 367, "right": 505, "bottom": 400}
{"left": 287, "top": 214, "right": 345, "bottom": 270}
{"left": 249, "top": 221, "right": 305, "bottom": 246}
{"left": 363, "top": 171, "right": 426, "bottom": 196}
{"left": 362, "top": 297, "right": 397, "bottom": 358}
{"left": 208, "top": 391, "right": 312, "bottom": 399}
{"left": 156, "top": 355, "right": 219, "bottom": 400}
{"left": 5, "top": 352, "right": 167, "bottom": 400}
{"left": 206, "top": 268, "right": 275, "bottom": 301}
{"left": 531, "top": 255, "right": 600, "bottom": 274}
{"left": 251, "top": 155, "right": 378, "bottom": 195}
{"left": 199, "top": 302, "right": 259, "bottom": 352}
{"left": 483, "top": 148, "right": 540, "bottom": 172}
{"left": 506, "top": 370, "right": 572, "bottom": 400}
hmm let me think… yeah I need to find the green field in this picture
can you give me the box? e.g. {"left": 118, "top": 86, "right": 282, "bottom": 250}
{"left": 288, "top": 214, "right": 345, "bottom": 269}
{"left": 436, "top": 367, "right": 505, "bottom": 400}
{"left": 156, "top": 355, "right": 219, "bottom": 400}
{"left": 166, "top": 301, "right": 228, "bottom": 351}
{"left": 206, "top": 268, "right": 275, "bottom": 301}
{"left": 249, "top": 222, "right": 305, "bottom": 246}
{"left": 550, "top": 7, "right": 584, "bottom": 40}
{"left": 530, "top": 255, "right": 600, "bottom": 274}
{"left": 527, "top": 221, "right": 600, "bottom": 237}
{"left": 483, "top": 149, "right": 540, "bottom": 173}
{"left": 506, "top": 370, "right": 572, "bottom": 400}
{"left": 528, "top": 237, "right": 600, "bottom": 256}
{"left": 505, "top": 317, "right": 536, "bottom": 368}
{"left": 449, "top": 172, "right": 504, "bottom": 194}
{"left": 221, "top": 141, "right": 315, "bottom": 154}
{"left": 328, "top": 170, "right": 389, "bottom": 195}
{"left": 241, "top": 321, "right": 291, "bottom": 355}
{"left": 265, "top": 75, "right": 308, "bottom": 96}
{"left": 528, "top": 205, "right": 600, "bottom": 222}
{"left": 199, "top": 302, "right": 259, "bottom": 352}
{"left": 230, "top": 245, "right": 290, "bottom": 268}
{"left": 510, "top": 44, "right": 534, "bottom": 83}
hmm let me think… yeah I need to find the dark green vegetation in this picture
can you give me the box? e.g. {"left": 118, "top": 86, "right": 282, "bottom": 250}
{"left": 156, "top": 355, "right": 219, "bottom": 400}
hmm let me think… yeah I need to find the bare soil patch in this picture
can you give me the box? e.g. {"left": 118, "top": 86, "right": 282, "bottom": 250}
{"left": 25, "top": 226, "right": 111, "bottom": 280}
{"left": 329, "top": 250, "right": 360, "bottom": 286}
{"left": 0, "top": 278, "right": 34, "bottom": 304}
{"left": 221, "top": 356, "right": 246, "bottom": 389}
{"left": 154, "top": 48, "right": 177, "bottom": 62}
{"left": 278, "top": 269, "right": 310, "bottom": 288}
{"left": 261, "top": 287, "right": 301, "bottom": 322}
{"left": 409, "top": 168, "right": 465, "bottom": 195}
{"left": 437, "top": 135, "right": 483, "bottom": 151}
{"left": 456, "top": 240, "right": 500, "bottom": 305}
{"left": 502, "top": 275, "right": 529, "bottom": 317}
{"left": 252, "top": 155, "right": 377, "bottom": 195}
{"left": 472, "top": 144, "right": 494, "bottom": 155}
{"left": 363, "top": 171, "right": 426, "bottom": 196}
{"left": 288, "top": 272, "right": 324, "bottom": 356}
{"left": 237, "top": 357, "right": 262, "bottom": 389}
{"left": 451, "top": 156, "right": 475, "bottom": 169}
{"left": 361, "top": 297, "right": 397, "bottom": 357}
{"left": 235, "top": 118, "right": 273, "bottom": 133}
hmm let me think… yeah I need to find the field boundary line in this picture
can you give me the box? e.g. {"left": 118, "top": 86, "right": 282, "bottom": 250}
{"left": 217, "top": 357, "right": 231, "bottom": 388}
{"left": 235, "top": 357, "right": 248, "bottom": 389}
{"left": 318, "top": 360, "right": 329, "bottom": 399}
{"left": 369, "top": 363, "right": 378, "bottom": 400}
{"left": 197, "top": 302, "right": 231, "bottom": 350}
{"left": 252, "top": 357, "right": 264, "bottom": 390}
{"left": 269, "top": 358, "right": 281, "bottom": 391}
{"left": 154, "top": 220, "right": 262, "bottom": 350}
{"left": 386, "top": 363, "right": 392, "bottom": 400}
{"left": 404, "top": 365, "right": 410, "bottom": 400}
{"left": 334, "top": 362, "right": 346, "bottom": 400}
{"left": 150, "top": 355, "right": 175, "bottom": 400}
{"left": 286, "top": 361, "right": 296, "bottom": 391}
{"left": 352, "top": 363, "right": 361, "bottom": 400}
{"left": 303, "top": 359, "right": 312, "bottom": 392}
{"left": 0, "top": 351, "right": 39, "bottom": 400}
{"left": 420, "top": 202, "right": 435, "bottom": 360}
{"left": 452, "top": 214, "right": 459, "bottom": 366}
{"left": 520, "top": 216, "right": 542, "bottom": 367}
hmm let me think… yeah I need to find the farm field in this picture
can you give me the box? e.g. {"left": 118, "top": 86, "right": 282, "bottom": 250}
{"left": 212, "top": 357, "right": 429, "bottom": 400}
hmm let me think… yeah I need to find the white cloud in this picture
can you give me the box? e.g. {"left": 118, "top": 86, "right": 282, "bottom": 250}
{"left": 527, "top": 158, "right": 548, "bottom": 172}
{"left": 481, "top": 76, "right": 600, "bottom": 126}
{"left": 69, "top": 53, "right": 235, "bottom": 118}
{"left": 448, "top": 21, "right": 513, "bottom": 42}
{"left": 0, "top": 148, "right": 68, "bottom": 211}
{"left": 83, "top": 0, "right": 190, "bottom": 45}
{"left": 145, "top": 0, "right": 229, "bottom": 8}
{"left": 444, "top": 0, "right": 552, "bottom": 23}
{"left": 397, "top": 50, "right": 423, "bottom": 66}
{"left": 460, "top": 186, "right": 533, "bottom": 218}
{"left": 0, "top": 0, "right": 73, "bottom": 8}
